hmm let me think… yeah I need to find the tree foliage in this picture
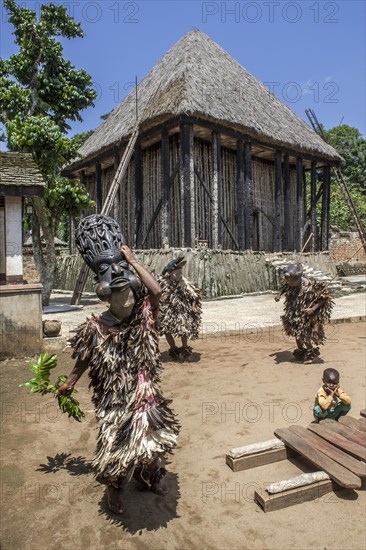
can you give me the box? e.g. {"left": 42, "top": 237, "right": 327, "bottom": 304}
{"left": 320, "top": 125, "right": 366, "bottom": 231}
{"left": 324, "top": 125, "right": 366, "bottom": 196}
{"left": 20, "top": 353, "right": 85, "bottom": 422}
{"left": 1, "top": 0, "right": 96, "bottom": 304}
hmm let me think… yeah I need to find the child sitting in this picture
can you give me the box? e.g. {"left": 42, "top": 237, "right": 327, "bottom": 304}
{"left": 313, "top": 368, "right": 351, "bottom": 421}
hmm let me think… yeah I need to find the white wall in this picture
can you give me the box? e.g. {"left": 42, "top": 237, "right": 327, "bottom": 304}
{"left": 5, "top": 196, "right": 23, "bottom": 278}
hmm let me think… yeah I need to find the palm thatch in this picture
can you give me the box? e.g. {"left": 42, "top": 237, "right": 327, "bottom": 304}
{"left": 68, "top": 30, "right": 340, "bottom": 170}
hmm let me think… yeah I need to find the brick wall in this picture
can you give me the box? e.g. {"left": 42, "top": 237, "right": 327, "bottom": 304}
{"left": 329, "top": 230, "right": 366, "bottom": 275}
{"left": 329, "top": 230, "right": 366, "bottom": 262}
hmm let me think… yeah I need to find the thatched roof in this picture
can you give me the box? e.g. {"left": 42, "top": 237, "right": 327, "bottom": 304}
{"left": 69, "top": 30, "right": 341, "bottom": 168}
{"left": 0, "top": 152, "right": 45, "bottom": 196}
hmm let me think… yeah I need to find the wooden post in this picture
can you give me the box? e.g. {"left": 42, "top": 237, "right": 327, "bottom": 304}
{"left": 310, "top": 161, "right": 317, "bottom": 251}
{"left": 180, "top": 123, "right": 195, "bottom": 247}
{"left": 244, "top": 141, "right": 254, "bottom": 249}
{"left": 303, "top": 166, "right": 307, "bottom": 224}
{"left": 134, "top": 139, "right": 143, "bottom": 247}
{"left": 161, "top": 128, "right": 170, "bottom": 247}
{"left": 113, "top": 150, "right": 120, "bottom": 222}
{"left": 273, "top": 150, "right": 283, "bottom": 252}
{"left": 237, "top": 140, "right": 245, "bottom": 250}
{"left": 95, "top": 161, "right": 102, "bottom": 213}
{"left": 296, "top": 157, "right": 303, "bottom": 251}
{"left": 212, "top": 131, "right": 222, "bottom": 248}
{"left": 321, "top": 164, "right": 331, "bottom": 250}
{"left": 283, "top": 154, "right": 290, "bottom": 251}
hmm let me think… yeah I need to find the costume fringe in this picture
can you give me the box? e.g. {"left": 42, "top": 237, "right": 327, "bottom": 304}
{"left": 279, "top": 277, "right": 334, "bottom": 346}
{"left": 69, "top": 293, "right": 179, "bottom": 486}
{"left": 158, "top": 276, "right": 202, "bottom": 339}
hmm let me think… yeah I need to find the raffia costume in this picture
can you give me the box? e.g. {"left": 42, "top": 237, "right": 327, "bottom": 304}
{"left": 71, "top": 215, "right": 179, "bottom": 488}
{"left": 158, "top": 275, "right": 202, "bottom": 341}
{"left": 277, "top": 266, "right": 334, "bottom": 360}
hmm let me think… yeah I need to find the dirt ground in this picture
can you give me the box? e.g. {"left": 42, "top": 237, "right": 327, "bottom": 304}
{"left": 1, "top": 322, "right": 365, "bottom": 550}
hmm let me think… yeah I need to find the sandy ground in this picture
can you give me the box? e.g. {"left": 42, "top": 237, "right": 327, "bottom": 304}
{"left": 1, "top": 322, "right": 365, "bottom": 550}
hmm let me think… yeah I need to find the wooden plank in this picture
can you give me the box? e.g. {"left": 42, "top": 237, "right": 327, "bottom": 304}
{"left": 274, "top": 428, "right": 362, "bottom": 488}
{"left": 289, "top": 426, "right": 366, "bottom": 478}
{"left": 358, "top": 417, "right": 366, "bottom": 430}
{"left": 226, "top": 447, "right": 297, "bottom": 472}
{"left": 339, "top": 415, "right": 366, "bottom": 432}
{"left": 360, "top": 410, "right": 366, "bottom": 418}
{"left": 320, "top": 419, "right": 366, "bottom": 446}
{"left": 254, "top": 480, "right": 334, "bottom": 512}
{"left": 307, "top": 424, "right": 366, "bottom": 461}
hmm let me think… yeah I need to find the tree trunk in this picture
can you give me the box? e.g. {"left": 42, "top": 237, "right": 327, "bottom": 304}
{"left": 31, "top": 197, "right": 57, "bottom": 306}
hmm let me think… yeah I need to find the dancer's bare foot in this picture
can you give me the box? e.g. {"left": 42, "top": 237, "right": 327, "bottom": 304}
{"left": 107, "top": 485, "right": 124, "bottom": 514}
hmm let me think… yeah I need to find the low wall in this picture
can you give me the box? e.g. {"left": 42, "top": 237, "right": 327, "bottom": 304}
{"left": 55, "top": 249, "right": 337, "bottom": 298}
{"left": 0, "top": 284, "right": 43, "bottom": 358}
{"left": 336, "top": 262, "right": 366, "bottom": 276}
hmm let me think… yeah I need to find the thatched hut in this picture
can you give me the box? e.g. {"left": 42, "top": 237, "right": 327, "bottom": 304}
{"left": 64, "top": 31, "right": 341, "bottom": 252}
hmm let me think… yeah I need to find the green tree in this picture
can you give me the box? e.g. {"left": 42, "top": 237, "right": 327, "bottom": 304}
{"left": 317, "top": 125, "right": 366, "bottom": 231}
{"left": 0, "top": 0, "right": 96, "bottom": 305}
{"left": 324, "top": 125, "right": 366, "bottom": 195}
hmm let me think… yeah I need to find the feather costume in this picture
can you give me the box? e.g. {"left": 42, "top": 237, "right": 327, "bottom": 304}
{"left": 158, "top": 276, "right": 202, "bottom": 339}
{"left": 278, "top": 277, "right": 333, "bottom": 346}
{"left": 69, "top": 291, "right": 179, "bottom": 487}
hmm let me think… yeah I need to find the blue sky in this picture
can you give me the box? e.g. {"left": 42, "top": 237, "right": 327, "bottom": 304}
{"left": 1, "top": 0, "right": 365, "bottom": 138}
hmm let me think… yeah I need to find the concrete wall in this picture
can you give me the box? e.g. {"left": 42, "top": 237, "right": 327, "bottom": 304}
{"left": 5, "top": 196, "right": 23, "bottom": 283}
{"left": 55, "top": 248, "right": 337, "bottom": 298}
{"left": 0, "top": 284, "right": 43, "bottom": 358}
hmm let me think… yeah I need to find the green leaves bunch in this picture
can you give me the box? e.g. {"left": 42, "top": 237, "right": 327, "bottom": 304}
{"left": 20, "top": 353, "right": 85, "bottom": 422}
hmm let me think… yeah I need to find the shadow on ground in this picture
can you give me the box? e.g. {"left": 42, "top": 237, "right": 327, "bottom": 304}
{"left": 37, "top": 453, "right": 93, "bottom": 476}
{"left": 98, "top": 469, "right": 181, "bottom": 533}
{"left": 270, "top": 350, "right": 324, "bottom": 365}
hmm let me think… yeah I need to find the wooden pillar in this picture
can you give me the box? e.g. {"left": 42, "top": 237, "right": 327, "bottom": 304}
{"left": 244, "top": 142, "right": 254, "bottom": 250}
{"left": 236, "top": 140, "right": 245, "bottom": 250}
{"left": 113, "top": 150, "right": 120, "bottom": 222}
{"left": 212, "top": 131, "right": 222, "bottom": 249}
{"left": 310, "top": 161, "right": 317, "bottom": 251}
{"left": 303, "top": 166, "right": 307, "bottom": 227}
{"left": 321, "top": 164, "right": 331, "bottom": 250}
{"left": 273, "top": 150, "right": 283, "bottom": 252}
{"left": 283, "top": 154, "right": 290, "bottom": 251}
{"left": 180, "top": 123, "right": 195, "bottom": 247}
{"left": 161, "top": 128, "right": 170, "bottom": 247}
{"left": 296, "top": 157, "right": 303, "bottom": 251}
{"left": 134, "top": 139, "right": 143, "bottom": 247}
{"left": 95, "top": 161, "right": 102, "bottom": 213}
